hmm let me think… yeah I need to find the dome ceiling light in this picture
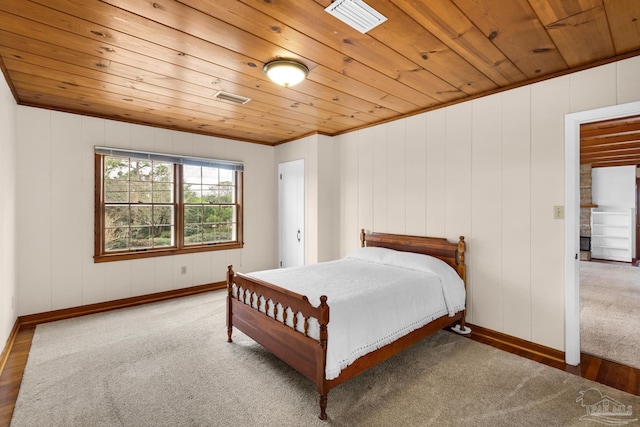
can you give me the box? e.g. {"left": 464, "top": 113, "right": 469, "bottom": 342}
{"left": 263, "top": 60, "right": 309, "bottom": 88}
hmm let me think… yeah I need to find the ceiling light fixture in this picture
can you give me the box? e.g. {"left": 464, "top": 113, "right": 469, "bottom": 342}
{"left": 263, "top": 60, "right": 309, "bottom": 87}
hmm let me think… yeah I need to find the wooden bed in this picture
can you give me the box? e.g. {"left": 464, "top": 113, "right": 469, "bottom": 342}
{"left": 226, "top": 229, "right": 467, "bottom": 420}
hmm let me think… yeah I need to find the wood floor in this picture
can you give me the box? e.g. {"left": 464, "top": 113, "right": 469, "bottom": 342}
{"left": 1, "top": 321, "right": 638, "bottom": 427}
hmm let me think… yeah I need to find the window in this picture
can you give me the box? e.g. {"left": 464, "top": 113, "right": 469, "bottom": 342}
{"left": 95, "top": 147, "right": 243, "bottom": 262}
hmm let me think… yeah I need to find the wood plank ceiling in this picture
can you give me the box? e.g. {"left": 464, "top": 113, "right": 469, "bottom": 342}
{"left": 1, "top": 0, "right": 640, "bottom": 146}
{"left": 581, "top": 115, "right": 640, "bottom": 168}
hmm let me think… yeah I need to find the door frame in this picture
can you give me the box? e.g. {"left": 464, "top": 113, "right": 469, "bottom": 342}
{"left": 636, "top": 174, "right": 640, "bottom": 266}
{"left": 564, "top": 100, "right": 640, "bottom": 365}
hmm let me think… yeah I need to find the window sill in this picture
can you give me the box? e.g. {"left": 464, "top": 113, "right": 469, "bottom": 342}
{"left": 94, "top": 242, "right": 244, "bottom": 263}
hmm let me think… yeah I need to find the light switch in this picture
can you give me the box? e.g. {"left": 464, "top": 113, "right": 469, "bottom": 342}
{"left": 553, "top": 205, "right": 564, "bottom": 219}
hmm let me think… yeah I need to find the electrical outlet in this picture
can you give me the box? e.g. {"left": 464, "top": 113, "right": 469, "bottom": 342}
{"left": 553, "top": 205, "right": 564, "bottom": 219}
{"left": 180, "top": 265, "right": 187, "bottom": 275}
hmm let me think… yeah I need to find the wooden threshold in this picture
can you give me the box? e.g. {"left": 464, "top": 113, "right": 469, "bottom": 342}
{"left": 1, "top": 301, "right": 638, "bottom": 426}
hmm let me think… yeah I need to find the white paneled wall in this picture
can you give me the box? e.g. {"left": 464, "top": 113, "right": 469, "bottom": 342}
{"left": 16, "top": 109, "right": 277, "bottom": 316}
{"left": 425, "top": 109, "right": 447, "bottom": 237}
{"left": 404, "top": 115, "right": 426, "bottom": 236}
{"left": 501, "top": 87, "right": 532, "bottom": 340}
{"left": 471, "top": 94, "right": 503, "bottom": 331}
{"left": 331, "top": 57, "right": 640, "bottom": 351}
{"left": 530, "top": 75, "right": 570, "bottom": 349}
{"left": 356, "top": 128, "right": 374, "bottom": 238}
{"left": 0, "top": 69, "right": 17, "bottom": 348}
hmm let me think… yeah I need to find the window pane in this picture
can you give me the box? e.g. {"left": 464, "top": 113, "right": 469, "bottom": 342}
{"left": 104, "top": 227, "right": 130, "bottom": 251}
{"left": 105, "top": 181, "right": 129, "bottom": 203}
{"left": 153, "top": 182, "right": 172, "bottom": 203}
{"left": 202, "top": 167, "right": 218, "bottom": 185}
{"left": 153, "top": 206, "right": 173, "bottom": 225}
{"left": 184, "top": 206, "right": 203, "bottom": 224}
{"left": 181, "top": 165, "right": 239, "bottom": 247}
{"left": 208, "top": 223, "right": 234, "bottom": 242}
{"left": 105, "top": 157, "right": 130, "bottom": 180}
{"left": 152, "top": 162, "right": 173, "bottom": 182}
{"left": 105, "top": 206, "right": 130, "bottom": 227}
{"left": 131, "top": 226, "right": 152, "bottom": 249}
{"left": 131, "top": 181, "right": 152, "bottom": 203}
{"left": 219, "top": 169, "right": 233, "bottom": 184}
{"left": 202, "top": 188, "right": 214, "bottom": 203}
{"left": 130, "top": 206, "right": 152, "bottom": 226}
{"left": 183, "top": 165, "right": 201, "bottom": 184}
{"left": 218, "top": 185, "right": 234, "bottom": 203}
{"left": 153, "top": 225, "right": 173, "bottom": 248}
{"left": 184, "top": 184, "right": 202, "bottom": 203}
{"left": 184, "top": 224, "right": 203, "bottom": 244}
{"left": 131, "top": 160, "right": 153, "bottom": 181}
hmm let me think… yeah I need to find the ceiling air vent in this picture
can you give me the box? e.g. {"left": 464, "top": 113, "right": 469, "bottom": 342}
{"left": 324, "top": 0, "right": 387, "bottom": 34}
{"left": 213, "top": 91, "right": 251, "bottom": 105}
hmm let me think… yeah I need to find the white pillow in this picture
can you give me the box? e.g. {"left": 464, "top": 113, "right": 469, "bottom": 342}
{"left": 352, "top": 248, "right": 466, "bottom": 315}
{"left": 383, "top": 250, "right": 462, "bottom": 286}
{"left": 345, "top": 246, "right": 394, "bottom": 264}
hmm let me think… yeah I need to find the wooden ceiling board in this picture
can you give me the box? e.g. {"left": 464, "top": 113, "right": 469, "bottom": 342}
{"left": 1, "top": 0, "right": 639, "bottom": 145}
{"left": 542, "top": 5, "right": 616, "bottom": 67}
{"left": 453, "top": 0, "right": 568, "bottom": 78}
{"left": 527, "top": 0, "right": 604, "bottom": 25}
{"left": 604, "top": 0, "right": 640, "bottom": 54}
{"left": 356, "top": 0, "right": 498, "bottom": 95}
{"left": 391, "top": 0, "right": 528, "bottom": 87}
{"left": 580, "top": 115, "right": 640, "bottom": 168}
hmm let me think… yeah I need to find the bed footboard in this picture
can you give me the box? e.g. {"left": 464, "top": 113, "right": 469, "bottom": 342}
{"left": 226, "top": 265, "right": 331, "bottom": 418}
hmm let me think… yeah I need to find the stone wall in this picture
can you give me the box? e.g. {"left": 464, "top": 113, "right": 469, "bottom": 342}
{"left": 580, "top": 164, "right": 593, "bottom": 260}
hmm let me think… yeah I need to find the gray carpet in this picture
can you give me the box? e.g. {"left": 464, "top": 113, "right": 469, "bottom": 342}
{"left": 580, "top": 260, "right": 640, "bottom": 370}
{"left": 11, "top": 290, "right": 640, "bottom": 426}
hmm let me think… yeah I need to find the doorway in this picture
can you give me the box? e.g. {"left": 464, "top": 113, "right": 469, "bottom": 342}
{"left": 637, "top": 173, "right": 640, "bottom": 265}
{"left": 564, "top": 100, "right": 640, "bottom": 366}
{"left": 278, "top": 159, "right": 304, "bottom": 268}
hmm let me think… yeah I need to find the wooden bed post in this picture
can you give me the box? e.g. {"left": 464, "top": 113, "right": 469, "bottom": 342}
{"left": 226, "top": 265, "right": 234, "bottom": 343}
{"left": 360, "top": 228, "right": 366, "bottom": 247}
{"left": 457, "top": 236, "right": 466, "bottom": 283}
{"left": 457, "top": 237, "right": 468, "bottom": 332}
{"left": 317, "top": 295, "right": 330, "bottom": 420}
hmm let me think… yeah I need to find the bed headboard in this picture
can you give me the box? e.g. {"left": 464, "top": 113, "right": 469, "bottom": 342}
{"left": 360, "top": 229, "right": 466, "bottom": 284}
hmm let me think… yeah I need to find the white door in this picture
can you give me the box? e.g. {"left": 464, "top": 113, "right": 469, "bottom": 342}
{"left": 278, "top": 159, "right": 304, "bottom": 268}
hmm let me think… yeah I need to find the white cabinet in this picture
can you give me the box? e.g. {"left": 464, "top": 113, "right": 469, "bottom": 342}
{"left": 590, "top": 209, "right": 634, "bottom": 262}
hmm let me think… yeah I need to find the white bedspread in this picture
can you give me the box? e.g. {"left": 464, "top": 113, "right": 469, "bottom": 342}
{"left": 247, "top": 247, "right": 466, "bottom": 380}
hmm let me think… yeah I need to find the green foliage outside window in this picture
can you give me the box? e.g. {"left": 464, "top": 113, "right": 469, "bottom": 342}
{"left": 104, "top": 157, "right": 175, "bottom": 251}
{"left": 101, "top": 156, "right": 239, "bottom": 254}
{"left": 182, "top": 165, "right": 236, "bottom": 245}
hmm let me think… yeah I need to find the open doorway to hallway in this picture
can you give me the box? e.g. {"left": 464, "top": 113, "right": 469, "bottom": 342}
{"left": 565, "top": 103, "right": 640, "bottom": 368}
{"left": 564, "top": 100, "right": 640, "bottom": 367}
{"left": 578, "top": 116, "right": 640, "bottom": 369}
